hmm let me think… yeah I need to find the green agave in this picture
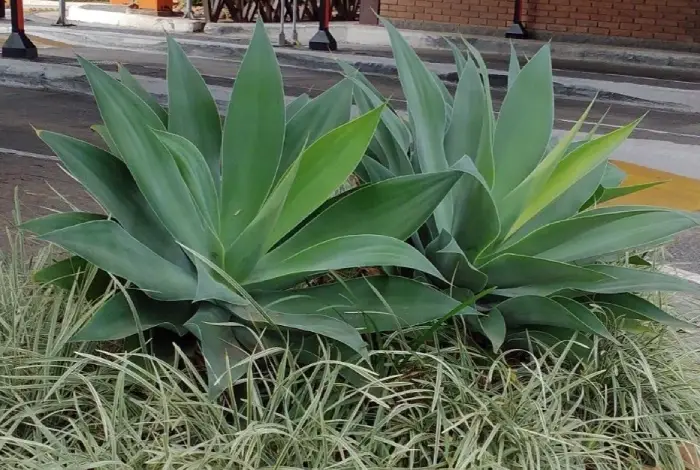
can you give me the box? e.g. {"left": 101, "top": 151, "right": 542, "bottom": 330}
{"left": 337, "top": 19, "right": 699, "bottom": 351}
{"left": 23, "top": 21, "right": 469, "bottom": 396}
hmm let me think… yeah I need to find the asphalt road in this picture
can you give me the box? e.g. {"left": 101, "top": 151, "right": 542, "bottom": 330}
{"left": 39, "top": 45, "right": 700, "bottom": 145}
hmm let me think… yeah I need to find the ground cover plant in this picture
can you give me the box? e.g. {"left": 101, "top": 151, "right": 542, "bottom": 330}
{"left": 1, "top": 236, "right": 700, "bottom": 468}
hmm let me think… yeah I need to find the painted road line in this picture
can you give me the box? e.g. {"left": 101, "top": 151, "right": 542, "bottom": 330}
{"left": 557, "top": 118, "right": 700, "bottom": 141}
{"left": 661, "top": 265, "right": 700, "bottom": 286}
{"left": 0, "top": 34, "right": 69, "bottom": 48}
{"left": 0, "top": 147, "right": 58, "bottom": 161}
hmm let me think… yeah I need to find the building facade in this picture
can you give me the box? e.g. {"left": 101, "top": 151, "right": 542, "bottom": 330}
{"left": 361, "top": 0, "right": 699, "bottom": 45}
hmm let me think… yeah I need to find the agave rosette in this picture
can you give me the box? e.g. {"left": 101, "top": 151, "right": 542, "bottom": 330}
{"left": 23, "top": 21, "right": 471, "bottom": 395}
{"left": 343, "top": 19, "right": 699, "bottom": 350}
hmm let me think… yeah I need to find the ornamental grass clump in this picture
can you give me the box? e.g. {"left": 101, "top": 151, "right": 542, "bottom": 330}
{"left": 2, "top": 238, "right": 699, "bottom": 469}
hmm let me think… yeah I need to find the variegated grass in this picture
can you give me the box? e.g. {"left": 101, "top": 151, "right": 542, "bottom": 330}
{"left": 1, "top": 230, "right": 700, "bottom": 469}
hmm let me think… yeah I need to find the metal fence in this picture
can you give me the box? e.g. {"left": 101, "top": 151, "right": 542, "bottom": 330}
{"left": 203, "top": 0, "right": 358, "bottom": 23}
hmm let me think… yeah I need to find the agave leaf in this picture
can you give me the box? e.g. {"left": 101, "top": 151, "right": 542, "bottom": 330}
{"left": 90, "top": 124, "right": 121, "bottom": 159}
{"left": 78, "top": 56, "right": 206, "bottom": 255}
{"left": 40, "top": 220, "right": 197, "bottom": 301}
{"left": 600, "top": 162, "right": 627, "bottom": 188}
{"left": 481, "top": 254, "right": 611, "bottom": 292}
{"left": 118, "top": 64, "right": 168, "bottom": 126}
{"left": 581, "top": 265, "right": 700, "bottom": 295}
{"left": 501, "top": 208, "right": 697, "bottom": 263}
{"left": 232, "top": 304, "right": 368, "bottom": 357}
{"left": 381, "top": 18, "right": 452, "bottom": 230}
{"left": 37, "top": 131, "right": 189, "bottom": 266}
{"left": 339, "top": 61, "right": 411, "bottom": 153}
{"left": 248, "top": 234, "right": 445, "bottom": 285}
{"left": 166, "top": 36, "right": 222, "bottom": 181}
{"left": 591, "top": 181, "right": 664, "bottom": 207}
{"left": 450, "top": 156, "right": 501, "bottom": 256}
{"left": 183, "top": 232, "right": 370, "bottom": 358}
{"left": 553, "top": 296, "right": 616, "bottom": 341}
{"left": 34, "top": 255, "right": 112, "bottom": 299}
{"left": 343, "top": 66, "right": 413, "bottom": 175}
{"left": 444, "top": 57, "right": 485, "bottom": 167}
{"left": 380, "top": 17, "right": 448, "bottom": 165}
{"left": 492, "top": 45, "right": 553, "bottom": 202}
{"left": 285, "top": 93, "right": 310, "bottom": 121}
{"left": 34, "top": 256, "right": 90, "bottom": 290}
{"left": 225, "top": 159, "right": 300, "bottom": 280}
{"left": 362, "top": 157, "right": 396, "bottom": 182}
{"left": 432, "top": 70, "right": 454, "bottom": 109}
{"left": 510, "top": 120, "right": 639, "bottom": 236}
{"left": 278, "top": 79, "right": 354, "bottom": 180}
{"left": 269, "top": 107, "right": 383, "bottom": 244}
{"left": 255, "top": 276, "right": 468, "bottom": 332}
{"left": 499, "top": 295, "right": 613, "bottom": 340}
{"left": 425, "top": 230, "right": 488, "bottom": 292}
{"left": 153, "top": 130, "right": 220, "bottom": 232}
{"left": 220, "top": 20, "right": 285, "bottom": 244}
{"left": 185, "top": 303, "right": 250, "bottom": 397}
{"left": 270, "top": 172, "right": 460, "bottom": 262}
{"left": 499, "top": 100, "right": 594, "bottom": 234}
{"left": 192, "top": 257, "right": 247, "bottom": 306}
{"left": 72, "top": 291, "right": 193, "bottom": 342}
{"left": 593, "top": 293, "right": 695, "bottom": 330}
{"left": 505, "top": 161, "right": 608, "bottom": 244}
{"left": 461, "top": 39, "right": 495, "bottom": 186}
{"left": 507, "top": 42, "right": 520, "bottom": 90}
{"left": 446, "top": 38, "right": 467, "bottom": 75}
{"left": 23, "top": 212, "right": 105, "bottom": 236}
{"left": 467, "top": 308, "right": 506, "bottom": 352}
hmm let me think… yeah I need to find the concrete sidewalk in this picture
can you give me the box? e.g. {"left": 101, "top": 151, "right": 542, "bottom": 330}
{"left": 12, "top": 19, "right": 700, "bottom": 115}
{"left": 46, "top": 2, "right": 700, "bottom": 83}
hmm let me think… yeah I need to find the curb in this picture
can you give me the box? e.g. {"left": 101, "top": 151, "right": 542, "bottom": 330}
{"left": 66, "top": 3, "right": 205, "bottom": 33}
{"left": 51, "top": 3, "right": 700, "bottom": 82}
{"left": 0, "top": 60, "right": 290, "bottom": 111}
{"left": 12, "top": 25, "right": 700, "bottom": 113}
{"left": 204, "top": 21, "right": 700, "bottom": 72}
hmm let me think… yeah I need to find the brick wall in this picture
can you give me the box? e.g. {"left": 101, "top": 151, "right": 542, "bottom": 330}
{"left": 379, "top": 0, "right": 699, "bottom": 43}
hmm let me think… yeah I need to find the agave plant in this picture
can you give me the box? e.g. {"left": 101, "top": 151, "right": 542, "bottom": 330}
{"left": 335, "top": 19, "right": 699, "bottom": 351}
{"left": 22, "top": 21, "right": 470, "bottom": 396}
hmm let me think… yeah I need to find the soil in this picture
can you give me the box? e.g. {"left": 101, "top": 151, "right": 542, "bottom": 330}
{"left": 0, "top": 153, "right": 99, "bottom": 255}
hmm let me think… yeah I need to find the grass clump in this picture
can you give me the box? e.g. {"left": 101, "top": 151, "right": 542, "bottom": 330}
{"left": 1, "top": 235, "right": 700, "bottom": 469}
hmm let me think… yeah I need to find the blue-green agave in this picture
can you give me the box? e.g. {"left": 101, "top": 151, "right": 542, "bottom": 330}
{"left": 23, "top": 21, "right": 472, "bottom": 396}
{"left": 331, "top": 19, "right": 699, "bottom": 351}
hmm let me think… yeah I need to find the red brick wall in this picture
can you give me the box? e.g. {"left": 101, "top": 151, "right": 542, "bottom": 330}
{"left": 379, "top": 0, "right": 699, "bottom": 43}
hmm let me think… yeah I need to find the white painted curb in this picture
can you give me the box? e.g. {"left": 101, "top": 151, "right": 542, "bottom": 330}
{"left": 0, "top": 60, "right": 292, "bottom": 111}
{"left": 66, "top": 3, "right": 205, "bottom": 33}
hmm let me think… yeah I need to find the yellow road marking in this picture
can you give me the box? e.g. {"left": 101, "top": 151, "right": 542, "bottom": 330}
{"left": 0, "top": 34, "right": 69, "bottom": 48}
{"left": 610, "top": 160, "right": 700, "bottom": 211}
